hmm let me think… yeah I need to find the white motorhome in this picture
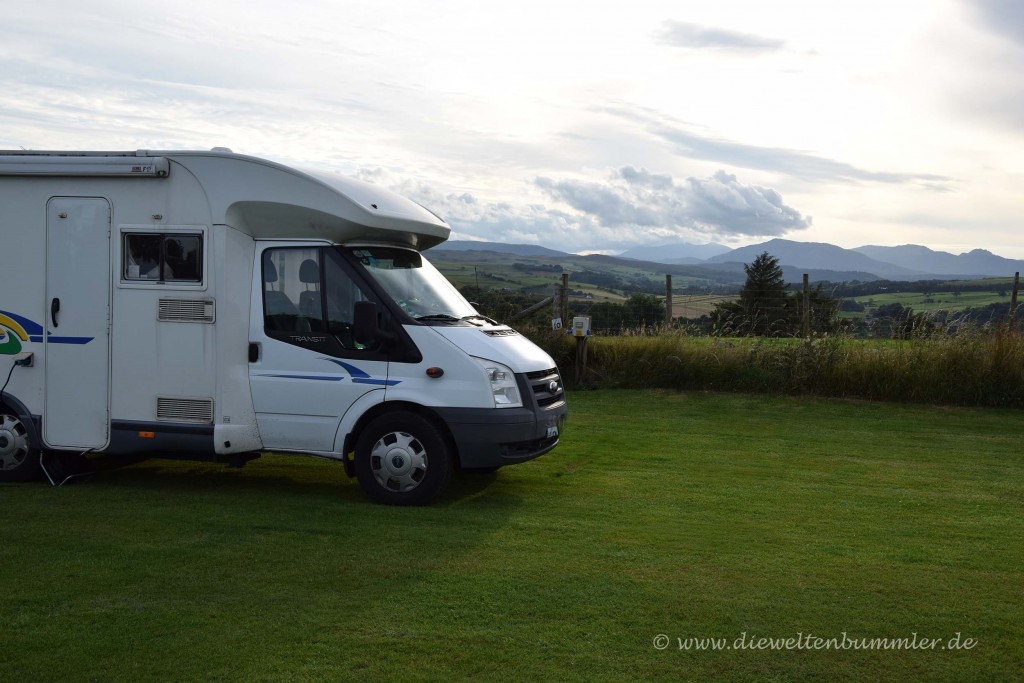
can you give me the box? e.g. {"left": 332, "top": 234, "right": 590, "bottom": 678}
{"left": 0, "top": 150, "right": 566, "bottom": 504}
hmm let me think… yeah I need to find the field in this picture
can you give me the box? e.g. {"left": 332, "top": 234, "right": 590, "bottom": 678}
{"left": 669, "top": 294, "right": 735, "bottom": 318}
{"left": 431, "top": 250, "right": 729, "bottom": 304}
{"left": 2, "top": 391, "right": 1021, "bottom": 681}
{"left": 851, "top": 290, "right": 1011, "bottom": 314}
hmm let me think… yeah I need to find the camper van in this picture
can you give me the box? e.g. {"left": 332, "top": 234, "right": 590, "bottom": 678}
{"left": 0, "top": 150, "right": 566, "bottom": 505}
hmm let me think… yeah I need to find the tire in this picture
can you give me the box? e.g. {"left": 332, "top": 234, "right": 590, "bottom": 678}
{"left": 354, "top": 412, "right": 452, "bottom": 506}
{"left": 0, "top": 408, "right": 41, "bottom": 483}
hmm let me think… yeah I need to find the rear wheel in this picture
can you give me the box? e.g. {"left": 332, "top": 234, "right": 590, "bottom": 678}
{"left": 0, "top": 409, "right": 41, "bottom": 482}
{"left": 354, "top": 412, "right": 452, "bottom": 505}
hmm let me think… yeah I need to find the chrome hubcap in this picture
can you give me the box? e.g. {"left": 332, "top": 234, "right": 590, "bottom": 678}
{"left": 370, "top": 431, "right": 427, "bottom": 492}
{"left": 0, "top": 414, "right": 30, "bottom": 471}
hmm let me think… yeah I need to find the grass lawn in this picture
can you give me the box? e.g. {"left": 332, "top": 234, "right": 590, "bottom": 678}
{"left": 2, "top": 391, "right": 1021, "bottom": 681}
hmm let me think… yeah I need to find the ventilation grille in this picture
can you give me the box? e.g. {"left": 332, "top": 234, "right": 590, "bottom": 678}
{"left": 157, "top": 397, "right": 214, "bottom": 423}
{"left": 158, "top": 298, "right": 215, "bottom": 323}
{"left": 482, "top": 328, "right": 519, "bottom": 337}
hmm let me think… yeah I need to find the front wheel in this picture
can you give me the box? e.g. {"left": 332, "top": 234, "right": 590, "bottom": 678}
{"left": 354, "top": 413, "right": 453, "bottom": 506}
{"left": 0, "top": 409, "right": 41, "bottom": 482}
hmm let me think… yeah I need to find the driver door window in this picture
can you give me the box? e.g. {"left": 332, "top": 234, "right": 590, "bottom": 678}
{"left": 261, "top": 247, "right": 373, "bottom": 354}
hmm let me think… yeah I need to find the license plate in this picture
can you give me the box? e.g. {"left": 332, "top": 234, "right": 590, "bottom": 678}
{"left": 546, "top": 425, "right": 559, "bottom": 438}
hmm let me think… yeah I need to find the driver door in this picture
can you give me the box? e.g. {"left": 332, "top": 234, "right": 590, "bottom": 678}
{"left": 249, "top": 245, "right": 391, "bottom": 452}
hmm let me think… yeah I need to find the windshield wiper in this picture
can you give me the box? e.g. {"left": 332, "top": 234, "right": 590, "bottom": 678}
{"left": 415, "top": 313, "right": 498, "bottom": 325}
{"left": 415, "top": 313, "right": 462, "bottom": 322}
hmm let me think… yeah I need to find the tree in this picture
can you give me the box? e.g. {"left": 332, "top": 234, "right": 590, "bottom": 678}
{"left": 588, "top": 293, "right": 665, "bottom": 331}
{"left": 730, "top": 252, "right": 794, "bottom": 335}
{"left": 711, "top": 252, "right": 841, "bottom": 336}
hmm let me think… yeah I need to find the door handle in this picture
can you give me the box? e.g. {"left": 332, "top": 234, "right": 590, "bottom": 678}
{"left": 50, "top": 297, "right": 61, "bottom": 328}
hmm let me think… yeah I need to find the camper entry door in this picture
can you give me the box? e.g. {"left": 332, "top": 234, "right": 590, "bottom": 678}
{"left": 43, "top": 197, "right": 111, "bottom": 449}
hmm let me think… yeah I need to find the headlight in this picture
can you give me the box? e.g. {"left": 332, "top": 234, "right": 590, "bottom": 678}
{"left": 473, "top": 357, "right": 522, "bottom": 408}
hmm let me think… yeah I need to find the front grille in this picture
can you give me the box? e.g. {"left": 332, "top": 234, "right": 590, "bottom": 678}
{"left": 525, "top": 367, "right": 564, "bottom": 408}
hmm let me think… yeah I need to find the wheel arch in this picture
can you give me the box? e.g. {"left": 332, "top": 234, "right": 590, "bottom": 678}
{"left": 342, "top": 400, "right": 460, "bottom": 476}
{"left": 0, "top": 392, "right": 42, "bottom": 452}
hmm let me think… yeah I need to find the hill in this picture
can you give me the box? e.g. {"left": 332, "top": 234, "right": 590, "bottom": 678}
{"left": 618, "top": 241, "right": 729, "bottom": 262}
{"left": 854, "top": 244, "right": 1024, "bottom": 277}
{"left": 430, "top": 240, "right": 568, "bottom": 258}
{"left": 613, "top": 238, "right": 1023, "bottom": 280}
{"left": 706, "top": 239, "right": 925, "bottom": 280}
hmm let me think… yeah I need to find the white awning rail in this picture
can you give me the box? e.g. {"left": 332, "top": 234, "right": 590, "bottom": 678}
{"left": 0, "top": 152, "right": 169, "bottom": 177}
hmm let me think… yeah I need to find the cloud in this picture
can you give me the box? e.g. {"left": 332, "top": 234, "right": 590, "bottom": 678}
{"left": 353, "top": 165, "right": 808, "bottom": 252}
{"left": 536, "top": 167, "right": 810, "bottom": 238}
{"left": 601, "top": 107, "right": 955, "bottom": 187}
{"left": 656, "top": 21, "right": 785, "bottom": 52}
{"left": 971, "top": 0, "right": 1024, "bottom": 45}
{"left": 957, "top": 0, "right": 1024, "bottom": 133}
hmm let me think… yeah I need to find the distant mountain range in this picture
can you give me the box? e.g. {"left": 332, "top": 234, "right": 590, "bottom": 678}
{"left": 705, "top": 239, "right": 1024, "bottom": 279}
{"left": 432, "top": 240, "right": 568, "bottom": 258}
{"left": 704, "top": 240, "right": 922, "bottom": 280}
{"left": 618, "top": 242, "right": 730, "bottom": 263}
{"left": 431, "top": 238, "right": 1024, "bottom": 281}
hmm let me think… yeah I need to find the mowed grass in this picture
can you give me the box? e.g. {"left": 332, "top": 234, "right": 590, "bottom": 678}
{"left": 2, "top": 391, "right": 1022, "bottom": 682}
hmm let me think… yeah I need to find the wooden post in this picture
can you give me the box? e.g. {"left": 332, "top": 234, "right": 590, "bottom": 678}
{"left": 510, "top": 296, "right": 554, "bottom": 323}
{"left": 802, "top": 273, "right": 811, "bottom": 338}
{"left": 665, "top": 274, "right": 673, "bottom": 325}
{"left": 552, "top": 285, "right": 562, "bottom": 330}
{"left": 1011, "top": 272, "right": 1020, "bottom": 320}
{"left": 574, "top": 336, "right": 588, "bottom": 386}
{"left": 560, "top": 273, "right": 570, "bottom": 329}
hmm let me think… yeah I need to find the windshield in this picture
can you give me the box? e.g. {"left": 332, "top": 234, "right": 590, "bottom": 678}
{"left": 349, "top": 246, "right": 479, "bottom": 321}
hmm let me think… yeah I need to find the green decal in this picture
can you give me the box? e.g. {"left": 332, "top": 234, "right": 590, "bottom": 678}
{"left": 0, "top": 328, "right": 22, "bottom": 355}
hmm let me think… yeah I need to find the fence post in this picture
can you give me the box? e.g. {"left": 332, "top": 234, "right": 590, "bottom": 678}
{"left": 560, "top": 273, "right": 569, "bottom": 329}
{"left": 552, "top": 285, "right": 562, "bottom": 329}
{"left": 575, "top": 335, "right": 588, "bottom": 386}
{"left": 1011, "top": 272, "right": 1020, "bottom": 320}
{"left": 802, "top": 273, "right": 810, "bottom": 338}
{"left": 665, "top": 274, "right": 673, "bottom": 325}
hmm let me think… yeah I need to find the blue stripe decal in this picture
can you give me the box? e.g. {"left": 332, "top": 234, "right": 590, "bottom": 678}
{"left": 253, "top": 359, "right": 400, "bottom": 386}
{"left": 257, "top": 374, "right": 346, "bottom": 381}
{"left": 322, "top": 358, "right": 371, "bottom": 378}
{"left": 0, "top": 310, "right": 43, "bottom": 335}
{"left": 2, "top": 311, "right": 92, "bottom": 345}
{"left": 44, "top": 336, "right": 94, "bottom": 344}
{"left": 322, "top": 358, "right": 400, "bottom": 386}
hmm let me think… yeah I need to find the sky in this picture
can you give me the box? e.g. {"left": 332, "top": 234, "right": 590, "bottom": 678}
{"left": 3, "top": 0, "right": 1023, "bottom": 257}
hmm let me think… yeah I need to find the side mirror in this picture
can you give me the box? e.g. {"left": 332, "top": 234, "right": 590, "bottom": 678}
{"left": 354, "top": 301, "right": 395, "bottom": 345}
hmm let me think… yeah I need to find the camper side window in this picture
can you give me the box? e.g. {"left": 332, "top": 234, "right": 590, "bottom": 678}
{"left": 123, "top": 233, "right": 202, "bottom": 282}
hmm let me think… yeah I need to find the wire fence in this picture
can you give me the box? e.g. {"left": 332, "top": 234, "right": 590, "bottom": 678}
{"left": 479, "top": 272, "right": 1022, "bottom": 340}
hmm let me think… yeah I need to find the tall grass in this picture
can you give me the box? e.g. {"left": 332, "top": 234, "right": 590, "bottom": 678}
{"left": 527, "top": 326, "right": 1024, "bottom": 407}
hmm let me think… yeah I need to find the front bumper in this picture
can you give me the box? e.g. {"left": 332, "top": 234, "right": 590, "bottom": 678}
{"left": 437, "top": 368, "right": 567, "bottom": 469}
{"left": 437, "top": 404, "right": 567, "bottom": 468}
